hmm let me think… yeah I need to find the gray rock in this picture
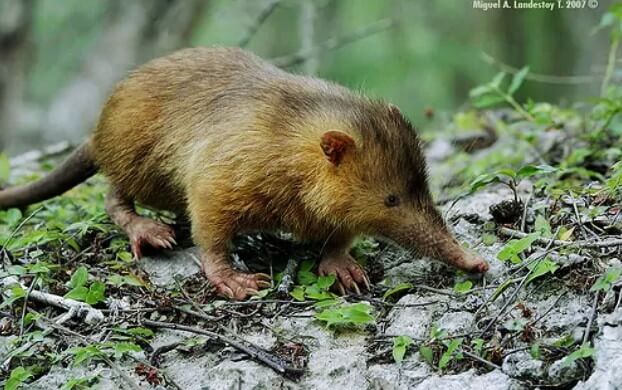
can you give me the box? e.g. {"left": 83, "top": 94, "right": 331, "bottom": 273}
{"left": 437, "top": 311, "right": 475, "bottom": 335}
{"left": 414, "top": 369, "right": 517, "bottom": 390}
{"left": 139, "top": 247, "right": 201, "bottom": 287}
{"left": 445, "top": 186, "right": 513, "bottom": 221}
{"left": 575, "top": 323, "right": 622, "bottom": 390}
{"left": 167, "top": 358, "right": 295, "bottom": 390}
{"left": 367, "top": 357, "right": 432, "bottom": 389}
{"left": 305, "top": 346, "right": 368, "bottom": 389}
{"left": 501, "top": 351, "right": 544, "bottom": 379}
{"left": 547, "top": 358, "right": 579, "bottom": 384}
{"left": 30, "top": 365, "right": 127, "bottom": 390}
{"left": 385, "top": 295, "right": 439, "bottom": 340}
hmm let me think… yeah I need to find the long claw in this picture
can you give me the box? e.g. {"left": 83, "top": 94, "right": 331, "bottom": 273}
{"left": 362, "top": 275, "right": 371, "bottom": 290}
{"left": 219, "top": 285, "right": 235, "bottom": 299}
{"left": 336, "top": 282, "right": 346, "bottom": 296}
{"left": 350, "top": 281, "right": 361, "bottom": 295}
{"left": 246, "top": 288, "right": 259, "bottom": 296}
{"left": 256, "top": 273, "right": 272, "bottom": 281}
{"left": 257, "top": 280, "right": 272, "bottom": 289}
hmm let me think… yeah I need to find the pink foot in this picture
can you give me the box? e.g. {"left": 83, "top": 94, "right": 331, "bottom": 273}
{"left": 204, "top": 266, "right": 272, "bottom": 300}
{"left": 318, "top": 254, "right": 371, "bottom": 295}
{"left": 127, "top": 217, "right": 177, "bottom": 259}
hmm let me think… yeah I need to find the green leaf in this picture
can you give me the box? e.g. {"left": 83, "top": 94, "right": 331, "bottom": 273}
{"left": 491, "top": 72, "right": 506, "bottom": 88}
{"left": 508, "top": 66, "right": 529, "bottom": 95}
{"left": 68, "top": 266, "right": 89, "bottom": 289}
{"left": 5, "top": 367, "right": 33, "bottom": 390}
{"left": 316, "top": 274, "right": 336, "bottom": 290}
{"left": 304, "top": 285, "right": 333, "bottom": 301}
{"left": 0, "top": 153, "right": 10, "bottom": 183}
{"left": 117, "top": 251, "right": 133, "bottom": 262}
{"left": 562, "top": 344, "right": 594, "bottom": 367}
{"left": 290, "top": 286, "right": 305, "bottom": 301}
{"left": 419, "top": 345, "right": 434, "bottom": 365}
{"left": 497, "top": 234, "right": 539, "bottom": 264}
{"left": 315, "top": 303, "right": 375, "bottom": 328}
{"left": 469, "top": 173, "right": 503, "bottom": 193}
{"left": 383, "top": 282, "right": 413, "bottom": 299}
{"left": 112, "top": 342, "right": 142, "bottom": 358}
{"left": 471, "top": 93, "right": 507, "bottom": 109}
{"left": 482, "top": 233, "right": 497, "bottom": 246}
{"left": 126, "top": 327, "right": 154, "bottom": 338}
{"left": 64, "top": 286, "right": 88, "bottom": 301}
{"left": 526, "top": 258, "right": 559, "bottom": 284}
{"left": 516, "top": 164, "right": 557, "bottom": 178}
{"left": 530, "top": 343, "right": 541, "bottom": 359}
{"left": 454, "top": 280, "right": 473, "bottom": 294}
{"left": 439, "top": 338, "right": 463, "bottom": 369}
{"left": 70, "top": 345, "right": 104, "bottom": 366}
{"left": 590, "top": 267, "right": 622, "bottom": 292}
{"left": 471, "top": 338, "right": 484, "bottom": 356}
{"left": 85, "top": 281, "right": 106, "bottom": 305}
{"left": 297, "top": 270, "right": 317, "bottom": 286}
{"left": 392, "top": 335, "right": 413, "bottom": 363}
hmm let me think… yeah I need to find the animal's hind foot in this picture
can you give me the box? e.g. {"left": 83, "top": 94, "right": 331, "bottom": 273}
{"left": 204, "top": 265, "right": 272, "bottom": 300}
{"left": 127, "top": 217, "right": 177, "bottom": 259}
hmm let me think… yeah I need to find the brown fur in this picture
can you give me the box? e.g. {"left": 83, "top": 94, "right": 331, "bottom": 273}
{"left": 1, "top": 47, "right": 488, "bottom": 299}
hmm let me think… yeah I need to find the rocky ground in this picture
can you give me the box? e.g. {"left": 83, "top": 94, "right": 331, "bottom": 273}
{"left": 2, "top": 107, "right": 622, "bottom": 389}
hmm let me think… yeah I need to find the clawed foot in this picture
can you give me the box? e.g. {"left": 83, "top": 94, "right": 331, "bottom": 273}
{"left": 127, "top": 217, "right": 177, "bottom": 259}
{"left": 318, "top": 254, "right": 371, "bottom": 295}
{"left": 205, "top": 266, "right": 272, "bottom": 300}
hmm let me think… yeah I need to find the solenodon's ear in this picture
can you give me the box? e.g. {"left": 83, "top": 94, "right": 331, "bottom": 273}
{"left": 320, "top": 131, "right": 355, "bottom": 166}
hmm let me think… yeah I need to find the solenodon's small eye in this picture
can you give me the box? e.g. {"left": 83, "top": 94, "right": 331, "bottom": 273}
{"left": 384, "top": 194, "right": 400, "bottom": 208}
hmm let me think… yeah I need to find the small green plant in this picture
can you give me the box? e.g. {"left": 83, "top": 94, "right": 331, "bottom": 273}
{"left": 438, "top": 338, "right": 464, "bottom": 370}
{"left": 392, "top": 335, "right": 414, "bottom": 363}
{"left": 290, "top": 272, "right": 336, "bottom": 301}
{"left": 4, "top": 367, "right": 32, "bottom": 390}
{"left": 470, "top": 164, "right": 557, "bottom": 202}
{"left": 590, "top": 267, "right": 622, "bottom": 292}
{"left": 60, "top": 376, "right": 99, "bottom": 390}
{"left": 497, "top": 234, "right": 539, "bottom": 264}
{"left": 315, "top": 302, "right": 375, "bottom": 329}
{"left": 69, "top": 342, "right": 142, "bottom": 366}
{"left": 469, "top": 66, "right": 533, "bottom": 121}
{"left": 453, "top": 280, "right": 473, "bottom": 294}
{"left": 526, "top": 258, "right": 559, "bottom": 284}
{"left": 383, "top": 282, "right": 413, "bottom": 299}
{"left": 64, "top": 266, "right": 106, "bottom": 305}
{"left": 562, "top": 343, "right": 594, "bottom": 367}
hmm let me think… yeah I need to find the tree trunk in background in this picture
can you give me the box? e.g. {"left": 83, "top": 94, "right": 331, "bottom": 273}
{"left": 0, "top": 0, "right": 34, "bottom": 152}
{"left": 43, "top": 0, "right": 208, "bottom": 144}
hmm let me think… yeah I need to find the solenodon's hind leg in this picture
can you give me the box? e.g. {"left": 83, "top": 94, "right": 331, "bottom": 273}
{"left": 105, "top": 188, "right": 176, "bottom": 258}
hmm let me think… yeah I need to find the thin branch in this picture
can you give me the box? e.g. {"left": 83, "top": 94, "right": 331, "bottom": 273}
{"left": 142, "top": 319, "right": 304, "bottom": 377}
{"left": 271, "top": 18, "right": 394, "bottom": 68}
{"left": 582, "top": 292, "right": 599, "bottom": 345}
{"left": 1, "top": 276, "right": 104, "bottom": 324}
{"left": 498, "top": 227, "right": 622, "bottom": 249}
{"left": 481, "top": 51, "right": 598, "bottom": 85}
{"left": 238, "top": 0, "right": 280, "bottom": 48}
